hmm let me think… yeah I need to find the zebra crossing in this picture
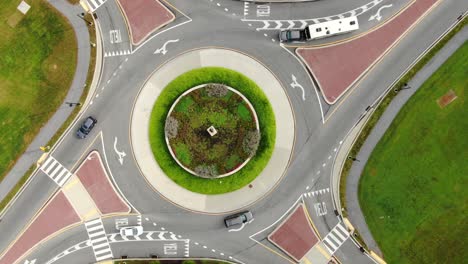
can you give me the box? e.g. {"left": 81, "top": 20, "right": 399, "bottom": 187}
{"left": 84, "top": 0, "right": 107, "bottom": 12}
{"left": 322, "top": 222, "right": 350, "bottom": 254}
{"left": 39, "top": 156, "right": 73, "bottom": 187}
{"left": 85, "top": 218, "right": 113, "bottom": 262}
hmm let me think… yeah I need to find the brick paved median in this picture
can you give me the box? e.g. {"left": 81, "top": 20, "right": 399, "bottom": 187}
{"left": 297, "top": 0, "right": 439, "bottom": 104}
{"left": 118, "top": 0, "right": 175, "bottom": 45}
{"left": 0, "top": 192, "right": 80, "bottom": 264}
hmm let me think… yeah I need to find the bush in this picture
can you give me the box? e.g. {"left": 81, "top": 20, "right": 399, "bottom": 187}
{"left": 149, "top": 67, "right": 276, "bottom": 194}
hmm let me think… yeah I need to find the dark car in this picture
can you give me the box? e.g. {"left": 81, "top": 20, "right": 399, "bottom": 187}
{"left": 224, "top": 211, "right": 253, "bottom": 228}
{"left": 76, "top": 116, "right": 97, "bottom": 139}
{"left": 279, "top": 29, "right": 307, "bottom": 42}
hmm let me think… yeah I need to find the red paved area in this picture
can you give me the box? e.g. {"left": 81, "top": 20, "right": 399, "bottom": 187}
{"left": 0, "top": 192, "right": 80, "bottom": 264}
{"left": 118, "top": 0, "right": 175, "bottom": 45}
{"left": 268, "top": 204, "right": 319, "bottom": 262}
{"left": 76, "top": 151, "right": 130, "bottom": 215}
{"left": 297, "top": 0, "right": 439, "bottom": 104}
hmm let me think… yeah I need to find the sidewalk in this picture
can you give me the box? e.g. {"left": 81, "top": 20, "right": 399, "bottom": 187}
{"left": 337, "top": 26, "right": 467, "bottom": 254}
{"left": 0, "top": 1, "right": 91, "bottom": 203}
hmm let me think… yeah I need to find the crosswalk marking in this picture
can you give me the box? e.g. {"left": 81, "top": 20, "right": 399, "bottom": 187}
{"left": 84, "top": 0, "right": 107, "bottom": 12}
{"left": 40, "top": 156, "right": 73, "bottom": 187}
{"left": 85, "top": 218, "right": 113, "bottom": 262}
{"left": 322, "top": 222, "right": 350, "bottom": 254}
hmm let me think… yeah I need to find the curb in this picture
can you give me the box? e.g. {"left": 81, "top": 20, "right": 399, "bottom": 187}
{"left": 330, "top": 10, "right": 467, "bottom": 263}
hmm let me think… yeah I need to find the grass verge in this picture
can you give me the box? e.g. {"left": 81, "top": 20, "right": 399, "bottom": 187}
{"left": 359, "top": 41, "right": 467, "bottom": 263}
{"left": 0, "top": 11, "right": 96, "bottom": 213}
{"left": 149, "top": 67, "right": 276, "bottom": 194}
{"left": 339, "top": 17, "right": 467, "bottom": 215}
{"left": 0, "top": 0, "right": 77, "bottom": 185}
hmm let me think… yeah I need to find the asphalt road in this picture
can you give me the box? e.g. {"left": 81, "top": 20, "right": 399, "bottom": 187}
{"left": 0, "top": 0, "right": 466, "bottom": 263}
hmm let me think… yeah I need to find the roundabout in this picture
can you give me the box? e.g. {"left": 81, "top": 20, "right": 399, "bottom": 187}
{"left": 131, "top": 48, "right": 295, "bottom": 213}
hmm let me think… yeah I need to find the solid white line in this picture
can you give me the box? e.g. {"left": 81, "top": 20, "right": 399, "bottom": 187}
{"left": 89, "top": 230, "right": 106, "bottom": 238}
{"left": 249, "top": 195, "right": 302, "bottom": 239}
{"left": 95, "top": 253, "right": 113, "bottom": 261}
{"left": 334, "top": 228, "right": 347, "bottom": 241}
{"left": 85, "top": 218, "right": 102, "bottom": 226}
{"left": 44, "top": 160, "right": 58, "bottom": 174}
{"left": 132, "top": 19, "right": 192, "bottom": 54}
{"left": 54, "top": 169, "right": 68, "bottom": 183}
{"left": 49, "top": 165, "right": 63, "bottom": 179}
{"left": 41, "top": 156, "right": 54, "bottom": 170}
{"left": 323, "top": 237, "right": 338, "bottom": 251}
{"left": 87, "top": 224, "right": 104, "bottom": 232}
{"left": 329, "top": 233, "right": 342, "bottom": 245}
{"left": 56, "top": 172, "right": 72, "bottom": 186}
{"left": 280, "top": 44, "right": 325, "bottom": 124}
{"left": 93, "top": 242, "right": 109, "bottom": 250}
{"left": 336, "top": 223, "right": 349, "bottom": 237}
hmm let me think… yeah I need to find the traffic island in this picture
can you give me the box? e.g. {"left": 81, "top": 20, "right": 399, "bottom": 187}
{"left": 149, "top": 68, "right": 275, "bottom": 194}
{"left": 131, "top": 48, "right": 295, "bottom": 213}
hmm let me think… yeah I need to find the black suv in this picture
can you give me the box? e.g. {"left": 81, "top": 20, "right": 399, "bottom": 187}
{"left": 76, "top": 116, "right": 97, "bottom": 139}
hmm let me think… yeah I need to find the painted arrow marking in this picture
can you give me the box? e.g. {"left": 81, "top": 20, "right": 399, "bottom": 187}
{"left": 113, "top": 137, "right": 126, "bottom": 165}
{"left": 228, "top": 218, "right": 254, "bottom": 232}
{"left": 369, "top": 4, "right": 393, "bottom": 21}
{"left": 291, "top": 74, "right": 306, "bottom": 101}
{"left": 154, "top": 39, "right": 180, "bottom": 55}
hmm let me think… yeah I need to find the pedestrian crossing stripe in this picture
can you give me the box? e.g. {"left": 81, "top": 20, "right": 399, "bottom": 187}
{"left": 322, "top": 222, "right": 350, "bottom": 254}
{"left": 40, "top": 156, "right": 73, "bottom": 187}
{"left": 84, "top": 0, "right": 107, "bottom": 12}
{"left": 85, "top": 218, "right": 113, "bottom": 262}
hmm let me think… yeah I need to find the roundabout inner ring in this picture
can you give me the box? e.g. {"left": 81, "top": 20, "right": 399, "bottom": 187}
{"left": 130, "top": 48, "right": 296, "bottom": 214}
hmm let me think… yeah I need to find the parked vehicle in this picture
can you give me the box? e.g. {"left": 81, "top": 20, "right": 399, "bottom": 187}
{"left": 76, "top": 116, "right": 97, "bottom": 139}
{"left": 279, "top": 16, "right": 359, "bottom": 42}
{"left": 224, "top": 211, "right": 253, "bottom": 228}
{"left": 120, "top": 226, "right": 143, "bottom": 237}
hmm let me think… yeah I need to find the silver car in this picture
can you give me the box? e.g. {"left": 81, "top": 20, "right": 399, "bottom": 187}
{"left": 224, "top": 211, "right": 253, "bottom": 228}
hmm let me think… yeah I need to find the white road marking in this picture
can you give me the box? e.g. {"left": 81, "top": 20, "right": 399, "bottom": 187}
{"left": 39, "top": 156, "right": 73, "bottom": 187}
{"left": 243, "top": 0, "right": 383, "bottom": 31}
{"left": 85, "top": 218, "right": 113, "bottom": 262}
{"left": 290, "top": 74, "right": 306, "bottom": 101}
{"left": 113, "top": 137, "right": 126, "bottom": 165}
{"left": 368, "top": 4, "right": 393, "bottom": 21}
{"left": 154, "top": 39, "right": 180, "bottom": 55}
{"left": 314, "top": 202, "right": 327, "bottom": 216}
{"left": 322, "top": 222, "right": 350, "bottom": 254}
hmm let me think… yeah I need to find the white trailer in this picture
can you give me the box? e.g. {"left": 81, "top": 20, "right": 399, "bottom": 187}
{"left": 306, "top": 16, "right": 359, "bottom": 40}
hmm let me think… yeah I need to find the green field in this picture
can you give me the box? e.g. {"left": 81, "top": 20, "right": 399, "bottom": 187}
{"left": 359, "top": 42, "right": 467, "bottom": 263}
{"left": 149, "top": 67, "right": 276, "bottom": 194}
{"left": 0, "top": 0, "right": 77, "bottom": 183}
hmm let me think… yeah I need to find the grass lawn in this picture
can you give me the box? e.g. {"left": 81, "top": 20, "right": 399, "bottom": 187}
{"left": 0, "top": 0, "right": 77, "bottom": 183}
{"left": 149, "top": 67, "right": 275, "bottom": 194}
{"left": 359, "top": 42, "right": 467, "bottom": 263}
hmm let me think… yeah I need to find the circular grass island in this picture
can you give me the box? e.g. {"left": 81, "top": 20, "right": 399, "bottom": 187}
{"left": 149, "top": 67, "right": 276, "bottom": 194}
{"left": 165, "top": 84, "right": 260, "bottom": 178}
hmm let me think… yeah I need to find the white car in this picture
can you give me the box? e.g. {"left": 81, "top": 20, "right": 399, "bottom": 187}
{"left": 120, "top": 226, "right": 143, "bottom": 237}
